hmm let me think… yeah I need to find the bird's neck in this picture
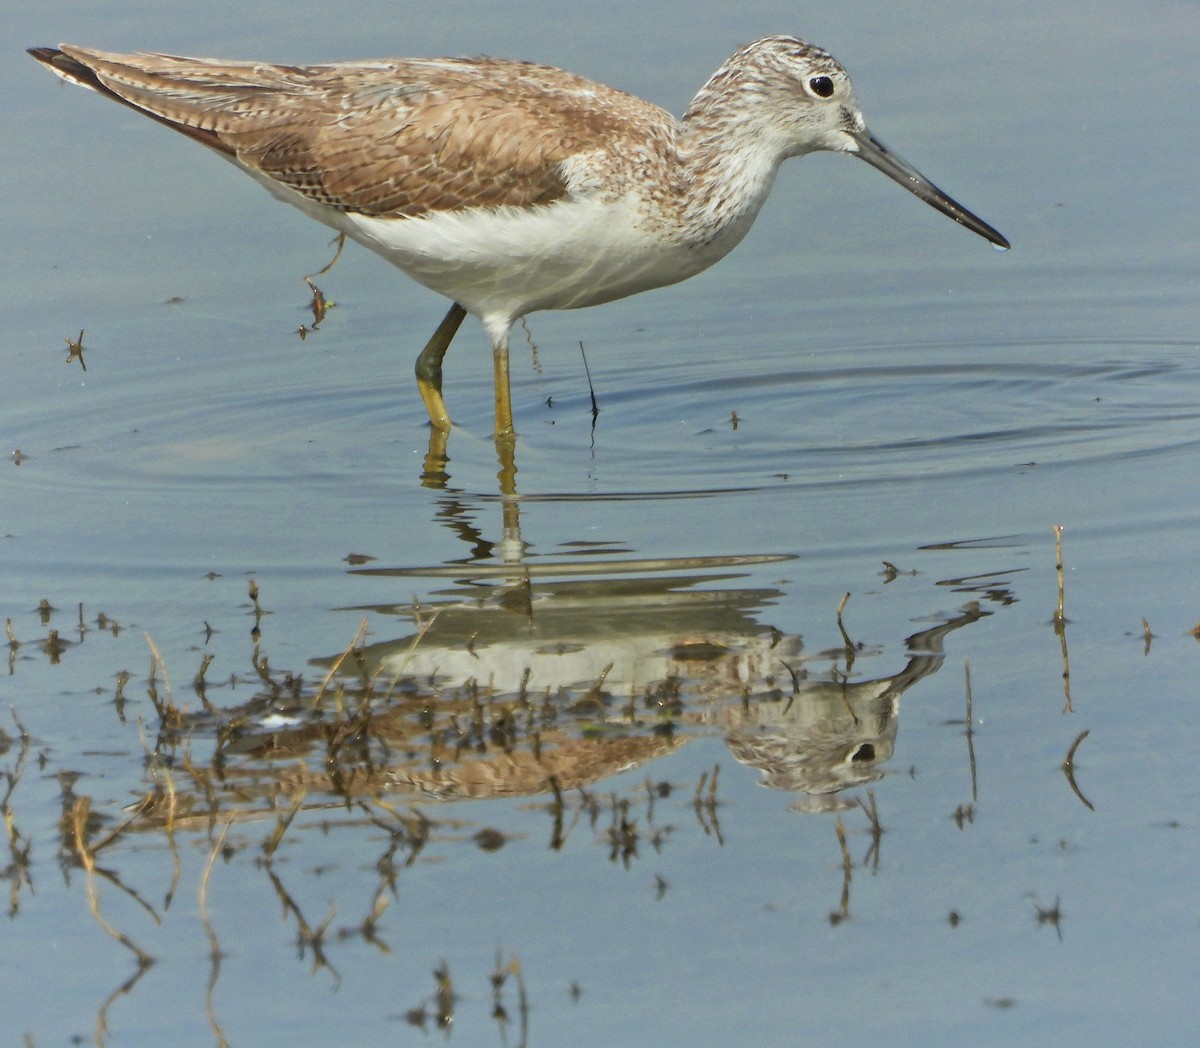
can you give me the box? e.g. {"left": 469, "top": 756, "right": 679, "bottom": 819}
{"left": 670, "top": 90, "right": 790, "bottom": 246}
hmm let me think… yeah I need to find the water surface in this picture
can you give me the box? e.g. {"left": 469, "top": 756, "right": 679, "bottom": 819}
{"left": 3, "top": 1, "right": 1198, "bottom": 1045}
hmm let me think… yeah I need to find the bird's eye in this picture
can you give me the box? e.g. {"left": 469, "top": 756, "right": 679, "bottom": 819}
{"left": 808, "top": 75, "right": 835, "bottom": 98}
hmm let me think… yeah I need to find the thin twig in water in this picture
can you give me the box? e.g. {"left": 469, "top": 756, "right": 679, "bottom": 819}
{"left": 857, "top": 790, "right": 883, "bottom": 870}
{"left": 262, "top": 786, "right": 307, "bottom": 860}
{"left": 65, "top": 330, "right": 87, "bottom": 371}
{"left": 964, "top": 660, "right": 978, "bottom": 803}
{"left": 303, "top": 232, "right": 346, "bottom": 281}
{"left": 579, "top": 342, "right": 600, "bottom": 427}
{"left": 1053, "top": 525, "right": 1066, "bottom": 625}
{"left": 200, "top": 816, "right": 234, "bottom": 1047}
{"left": 1062, "top": 729, "right": 1094, "bottom": 811}
{"left": 832, "top": 817, "right": 852, "bottom": 923}
{"left": 310, "top": 618, "right": 371, "bottom": 707}
{"left": 71, "top": 797, "right": 154, "bottom": 966}
{"left": 520, "top": 317, "right": 542, "bottom": 374}
{"left": 144, "top": 633, "right": 175, "bottom": 705}
{"left": 1052, "top": 526, "right": 1072, "bottom": 713}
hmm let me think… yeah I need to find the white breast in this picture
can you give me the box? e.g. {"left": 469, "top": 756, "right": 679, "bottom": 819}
{"left": 238, "top": 149, "right": 770, "bottom": 334}
{"left": 344, "top": 192, "right": 754, "bottom": 323}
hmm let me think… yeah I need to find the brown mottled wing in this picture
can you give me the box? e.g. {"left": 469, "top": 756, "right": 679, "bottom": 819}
{"left": 30, "top": 45, "right": 656, "bottom": 218}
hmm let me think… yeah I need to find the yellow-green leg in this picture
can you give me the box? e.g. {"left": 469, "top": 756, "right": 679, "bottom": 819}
{"left": 493, "top": 340, "right": 516, "bottom": 439}
{"left": 415, "top": 302, "right": 467, "bottom": 431}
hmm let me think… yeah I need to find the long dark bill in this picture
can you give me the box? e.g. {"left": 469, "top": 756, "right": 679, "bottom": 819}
{"left": 851, "top": 130, "right": 1009, "bottom": 250}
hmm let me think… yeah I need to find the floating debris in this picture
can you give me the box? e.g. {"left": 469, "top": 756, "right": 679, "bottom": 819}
{"left": 64, "top": 329, "right": 86, "bottom": 371}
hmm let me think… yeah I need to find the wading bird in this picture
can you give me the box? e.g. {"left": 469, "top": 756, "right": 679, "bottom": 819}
{"left": 29, "top": 37, "right": 1008, "bottom": 437}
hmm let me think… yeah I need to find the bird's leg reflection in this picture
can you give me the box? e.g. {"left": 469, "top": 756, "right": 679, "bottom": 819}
{"left": 421, "top": 426, "right": 450, "bottom": 489}
{"left": 494, "top": 430, "right": 533, "bottom": 616}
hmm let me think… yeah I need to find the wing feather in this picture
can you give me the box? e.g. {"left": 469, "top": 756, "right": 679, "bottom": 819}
{"left": 31, "top": 46, "right": 673, "bottom": 218}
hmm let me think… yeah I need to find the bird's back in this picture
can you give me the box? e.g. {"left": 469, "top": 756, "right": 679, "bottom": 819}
{"left": 29, "top": 46, "right": 679, "bottom": 220}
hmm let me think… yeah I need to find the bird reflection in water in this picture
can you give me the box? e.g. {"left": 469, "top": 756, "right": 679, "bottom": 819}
{"left": 123, "top": 531, "right": 1010, "bottom": 830}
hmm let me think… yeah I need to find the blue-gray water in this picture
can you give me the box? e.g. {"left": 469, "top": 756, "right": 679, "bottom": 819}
{"left": 3, "top": 1, "right": 1198, "bottom": 1045}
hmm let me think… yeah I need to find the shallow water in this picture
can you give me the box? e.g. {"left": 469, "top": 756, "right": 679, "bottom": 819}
{"left": 3, "top": 1, "right": 1199, "bottom": 1045}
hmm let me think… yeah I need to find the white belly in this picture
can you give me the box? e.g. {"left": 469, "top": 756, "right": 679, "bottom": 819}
{"left": 243, "top": 157, "right": 757, "bottom": 327}
{"left": 343, "top": 194, "right": 753, "bottom": 322}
